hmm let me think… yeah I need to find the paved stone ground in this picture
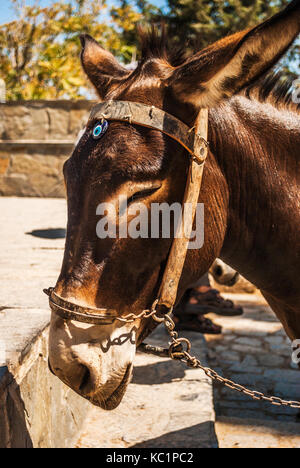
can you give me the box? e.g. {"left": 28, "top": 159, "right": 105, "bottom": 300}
{"left": 75, "top": 327, "right": 217, "bottom": 449}
{"left": 205, "top": 295, "right": 300, "bottom": 448}
{"left": 0, "top": 197, "right": 66, "bottom": 366}
{"left": 0, "top": 197, "right": 66, "bottom": 310}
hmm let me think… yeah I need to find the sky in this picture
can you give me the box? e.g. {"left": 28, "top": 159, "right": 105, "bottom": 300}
{"left": 0, "top": 0, "right": 166, "bottom": 24}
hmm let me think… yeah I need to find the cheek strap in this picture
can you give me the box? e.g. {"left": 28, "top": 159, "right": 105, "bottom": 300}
{"left": 44, "top": 102, "right": 209, "bottom": 322}
{"left": 156, "top": 108, "right": 209, "bottom": 312}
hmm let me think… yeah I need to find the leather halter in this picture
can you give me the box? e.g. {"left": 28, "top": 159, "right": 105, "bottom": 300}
{"left": 44, "top": 100, "right": 209, "bottom": 324}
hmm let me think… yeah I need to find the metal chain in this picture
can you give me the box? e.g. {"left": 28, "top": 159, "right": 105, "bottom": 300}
{"left": 158, "top": 313, "right": 300, "bottom": 410}
{"left": 115, "top": 300, "right": 159, "bottom": 323}
{"left": 46, "top": 286, "right": 300, "bottom": 409}
{"left": 104, "top": 303, "right": 300, "bottom": 409}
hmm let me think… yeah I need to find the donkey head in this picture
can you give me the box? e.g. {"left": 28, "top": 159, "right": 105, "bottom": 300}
{"left": 48, "top": 1, "right": 300, "bottom": 409}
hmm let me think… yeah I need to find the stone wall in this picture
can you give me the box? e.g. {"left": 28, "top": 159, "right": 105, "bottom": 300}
{"left": 0, "top": 326, "right": 91, "bottom": 448}
{"left": 0, "top": 100, "right": 94, "bottom": 197}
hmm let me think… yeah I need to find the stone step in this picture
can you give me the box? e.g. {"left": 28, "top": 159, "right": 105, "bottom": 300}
{"left": 0, "top": 314, "right": 91, "bottom": 448}
{"left": 0, "top": 197, "right": 91, "bottom": 448}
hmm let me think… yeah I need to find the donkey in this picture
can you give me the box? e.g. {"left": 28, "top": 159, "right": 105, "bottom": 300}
{"left": 48, "top": 0, "right": 300, "bottom": 409}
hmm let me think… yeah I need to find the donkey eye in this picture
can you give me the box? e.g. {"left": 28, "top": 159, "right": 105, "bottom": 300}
{"left": 92, "top": 120, "right": 108, "bottom": 140}
{"left": 128, "top": 187, "right": 160, "bottom": 205}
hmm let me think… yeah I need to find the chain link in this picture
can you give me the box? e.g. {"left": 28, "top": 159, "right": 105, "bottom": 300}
{"left": 46, "top": 285, "right": 300, "bottom": 410}
{"left": 118, "top": 307, "right": 300, "bottom": 409}
{"left": 115, "top": 300, "right": 159, "bottom": 323}
{"left": 158, "top": 312, "right": 300, "bottom": 410}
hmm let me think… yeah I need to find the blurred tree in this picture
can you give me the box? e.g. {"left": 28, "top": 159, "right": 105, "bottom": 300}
{"left": 110, "top": 0, "right": 161, "bottom": 63}
{"left": 1, "top": 0, "right": 298, "bottom": 101}
{"left": 158, "top": 0, "right": 292, "bottom": 49}
{"left": 129, "top": 0, "right": 299, "bottom": 76}
{"left": 0, "top": 0, "right": 141, "bottom": 100}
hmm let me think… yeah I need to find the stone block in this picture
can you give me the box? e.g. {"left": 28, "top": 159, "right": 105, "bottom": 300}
{"left": 2, "top": 154, "right": 67, "bottom": 198}
{"left": 0, "top": 100, "right": 94, "bottom": 197}
{"left": 274, "top": 382, "right": 300, "bottom": 400}
{"left": 1, "top": 105, "right": 49, "bottom": 140}
{"left": 232, "top": 344, "right": 263, "bottom": 355}
{"left": 229, "top": 356, "right": 263, "bottom": 374}
{"left": 10, "top": 154, "right": 59, "bottom": 177}
{"left": 0, "top": 154, "right": 10, "bottom": 175}
{"left": 229, "top": 364, "right": 263, "bottom": 374}
{"left": 46, "top": 108, "right": 70, "bottom": 139}
{"left": 265, "top": 336, "right": 284, "bottom": 345}
{"left": 69, "top": 109, "right": 90, "bottom": 135}
{"left": 235, "top": 337, "right": 262, "bottom": 347}
{"left": 269, "top": 344, "right": 292, "bottom": 357}
{"left": 0, "top": 175, "right": 33, "bottom": 197}
{"left": 263, "top": 369, "right": 300, "bottom": 384}
{"left": 0, "top": 328, "right": 91, "bottom": 448}
{"left": 221, "top": 351, "right": 241, "bottom": 364}
{"left": 258, "top": 354, "right": 286, "bottom": 367}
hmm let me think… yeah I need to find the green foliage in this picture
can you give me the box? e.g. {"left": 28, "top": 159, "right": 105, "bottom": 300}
{"left": 161, "top": 0, "right": 291, "bottom": 48}
{"left": 1, "top": 0, "right": 298, "bottom": 100}
{"left": 0, "top": 0, "right": 142, "bottom": 100}
{"left": 135, "top": 0, "right": 299, "bottom": 75}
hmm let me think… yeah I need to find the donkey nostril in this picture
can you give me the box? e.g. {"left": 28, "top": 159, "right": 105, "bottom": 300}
{"left": 214, "top": 266, "right": 223, "bottom": 277}
{"left": 79, "top": 366, "right": 91, "bottom": 392}
{"left": 48, "top": 360, "right": 64, "bottom": 376}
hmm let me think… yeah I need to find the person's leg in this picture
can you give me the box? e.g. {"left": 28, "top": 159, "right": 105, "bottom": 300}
{"left": 174, "top": 268, "right": 243, "bottom": 334}
{"left": 173, "top": 273, "right": 222, "bottom": 335}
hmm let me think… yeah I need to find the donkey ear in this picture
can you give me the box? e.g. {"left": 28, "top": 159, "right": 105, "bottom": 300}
{"left": 80, "top": 34, "right": 129, "bottom": 99}
{"left": 169, "top": 0, "right": 300, "bottom": 107}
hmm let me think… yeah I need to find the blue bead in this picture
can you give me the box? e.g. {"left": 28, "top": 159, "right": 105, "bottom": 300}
{"left": 92, "top": 120, "right": 109, "bottom": 140}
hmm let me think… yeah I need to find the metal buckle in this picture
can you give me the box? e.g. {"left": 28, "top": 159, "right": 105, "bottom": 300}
{"left": 152, "top": 302, "right": 173, "bottom": 323}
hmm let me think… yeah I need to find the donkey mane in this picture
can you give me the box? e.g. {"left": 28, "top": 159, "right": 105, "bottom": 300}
{"left": 244, "top": 72, "right": 300, "bottom": 113}
{"left": 138, "top": 27, "right": 299, "bottom": 113}
{"left": 138, "top": 25, "right": 188, "bottom": 66}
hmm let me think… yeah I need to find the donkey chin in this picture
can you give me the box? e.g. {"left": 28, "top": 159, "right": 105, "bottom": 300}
{"left": 49, "top": 351, "right": 135, "bottom": 411}
{"left": 48, "top": 316, "right": 137, "bottom": 410}
{"left": 83, "top": 363, "right": 133, "bottom": 410}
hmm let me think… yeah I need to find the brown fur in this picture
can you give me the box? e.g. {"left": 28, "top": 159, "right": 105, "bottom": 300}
{"left": 49, "top": 1, "right": 300, "bottom": 405}
{"left": 61, "top": 1, "right": 300, "bottom": 338}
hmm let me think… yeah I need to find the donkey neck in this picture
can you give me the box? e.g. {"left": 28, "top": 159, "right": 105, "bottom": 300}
{"left": 209, "top": 96, "right": 300, "bottom": 303}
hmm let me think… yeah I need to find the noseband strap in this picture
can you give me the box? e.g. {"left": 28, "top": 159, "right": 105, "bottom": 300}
{"left": 90, "top": 101, "right": 207, "bottom": 165}
{"left": 44, "top": 288, "right": 118, "bottom": 325}
{"left": 44, "top": 101, "right": 209, "bottom": 324}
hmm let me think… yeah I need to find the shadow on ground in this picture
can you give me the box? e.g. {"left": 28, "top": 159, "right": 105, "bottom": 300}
{"left": 132, "top": 421, "right": 218, "bottom": 448}
{"left": 132, "top": 360, "right": 185, "bottom": 385}
{"left": 26, "top": 228, "right": 66, "bottom": 239}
